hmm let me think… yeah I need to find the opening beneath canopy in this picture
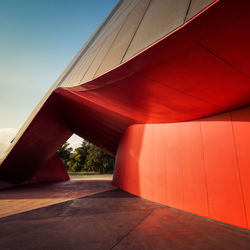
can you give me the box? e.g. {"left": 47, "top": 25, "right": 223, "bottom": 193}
{"left": 58, "top": 134, "right": 115, "bottom": 180}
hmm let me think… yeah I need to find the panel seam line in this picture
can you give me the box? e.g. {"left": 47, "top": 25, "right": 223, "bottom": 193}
{"left": 199, "top": 121, "right": 210, "bottom": 217}
{"left": 110, "top": 209, "right": 155, "bottom": 249}
{"left": 184, "top": 0, "right": 192, "bottom": 23}
{"left": 230, "top": 112, "right": 248, "bottom": 228}
{"left": 120, "top": 0, "right": 152, "bottom": 63}
{"left": 197, "top": 42, "right": 250, "bottom": 79}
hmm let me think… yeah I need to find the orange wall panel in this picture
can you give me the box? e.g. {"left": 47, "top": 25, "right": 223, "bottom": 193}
{"left": 200, "top": 113, "right": 247, "bottom": 228}
{"left": 151, "top": 125, "right": 166, "bottom": 205}
{"left": 164, "top": 123, "right": 183, "bottom": 210}
{"left": 180, "top": 121, "right": 209, "bottom": 218}
{"left": 113, "top": 106, "right": 250, "bottom": 229}
{"left": 231, "top": 107, "right": 250, "bottom": 229}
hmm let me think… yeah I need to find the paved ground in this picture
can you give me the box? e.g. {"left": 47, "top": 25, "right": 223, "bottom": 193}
{"left": 69, "top": 174, "right": 113, "bottom": 180}
{"left": 0, "top": 179, "right": 250, "bottom": 249}
{"left": 0, "top": 175, "right": 114, "bottom": 218}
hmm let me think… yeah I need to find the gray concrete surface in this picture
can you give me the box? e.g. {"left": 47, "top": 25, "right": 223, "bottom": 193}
{"left": 0, "top": 177, "right": 114, "bottom": 218}
{"left": 0, "top": 182, "right": 249, "bottom": 250}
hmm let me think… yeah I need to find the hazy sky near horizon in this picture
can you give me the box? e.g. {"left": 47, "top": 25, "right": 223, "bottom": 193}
{"left": 0, "top": 0, "right": 117, "bottom": 156}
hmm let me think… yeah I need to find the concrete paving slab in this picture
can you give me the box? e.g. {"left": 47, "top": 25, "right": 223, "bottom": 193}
{"left": 113, "top": 207, "right": 250, "bottom": 249}
{"left": 0, "top": 187, "right": 249, "bottom": 250}
{"left": 0, "top": 176, "right": 114, "bottom": 218}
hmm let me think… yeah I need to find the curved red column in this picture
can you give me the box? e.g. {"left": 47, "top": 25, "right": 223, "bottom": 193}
{"left": 0, "top": 0, "right": 250, "bottom": 229}
{"left": 0, "top": 92, "right": 72, "bottom": 184}
{"left": 113, "top": 106, "right": 250, "bottom": 229}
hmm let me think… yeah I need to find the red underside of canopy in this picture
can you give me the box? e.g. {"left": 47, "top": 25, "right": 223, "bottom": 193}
{"left": 0, "top": 0, "right": 250, "bottom": 229}
{"left": 55, "top": 0, "right": 250, "bottom": 154}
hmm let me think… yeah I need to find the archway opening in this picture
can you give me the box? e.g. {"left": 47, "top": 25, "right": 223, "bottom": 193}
{"left": 58, "top": 134, "right": 115, "bottom": 180}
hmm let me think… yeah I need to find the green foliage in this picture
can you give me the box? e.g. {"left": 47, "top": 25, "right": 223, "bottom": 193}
{"left": 57, "top": 142, "right": 72, "bottom": 170}
{"left": 58, "top": 140, "right": 114, "bottom": 174}
{"left": 84, "top": 144, "right": 115, "bottom": 174}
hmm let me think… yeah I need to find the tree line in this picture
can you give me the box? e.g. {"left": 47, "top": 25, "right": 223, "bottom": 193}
{"left": 58, "top": 140, "right": 115, "bottom": 174}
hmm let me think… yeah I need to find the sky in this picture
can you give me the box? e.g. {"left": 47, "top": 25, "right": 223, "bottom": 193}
{"left": 0, "top": 0, "right": 117, "bottom": 157}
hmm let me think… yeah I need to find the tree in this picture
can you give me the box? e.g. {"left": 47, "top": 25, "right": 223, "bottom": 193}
{"left": 58, "top": 140, "right": 115, "bottom": 173}
{"left": 67, "top": 141, "right": 90, "bottom": 172}
{"left": 84, "top": 144, "right": 114, "bottom": 173}
{"left": 57, "top": 142, "right": 72, "bottom": 170}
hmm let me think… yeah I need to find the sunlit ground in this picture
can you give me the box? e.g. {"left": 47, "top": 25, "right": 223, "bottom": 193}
{"left": 0, "top": 175, "right": 114, "bottom": 218}
{"left": 69, "top": 174, "right": 113, "bottom": 180}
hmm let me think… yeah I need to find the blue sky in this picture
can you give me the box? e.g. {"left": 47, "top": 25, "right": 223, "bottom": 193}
{"left": 0, "top": 0, "right": 117, "bottom": 155}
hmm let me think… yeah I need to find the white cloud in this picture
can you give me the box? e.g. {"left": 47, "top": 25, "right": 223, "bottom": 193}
{"left": 0, "top": 127, "right": 18, "bottom": 158}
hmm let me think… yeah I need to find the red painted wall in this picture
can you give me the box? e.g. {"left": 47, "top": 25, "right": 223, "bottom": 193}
{"left": 27, "top": 153, "right": 69, "bottom": 184}
{"left": 0, "top": 0, "right": 249, "bottom": 230}
{"left": 113, "top": 106, "right": 250, "bottom": 229}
